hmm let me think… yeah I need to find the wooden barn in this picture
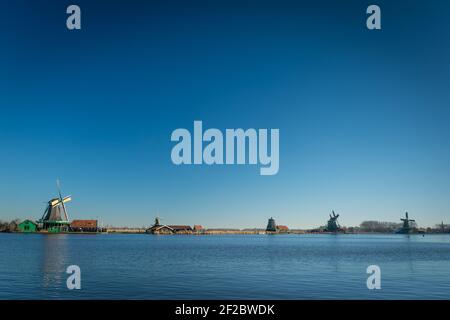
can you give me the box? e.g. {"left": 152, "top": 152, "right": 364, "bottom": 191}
{"left": 146, "top": 225, "right": 174, "bottom": 234}
{"left": 276, "top": 225, "right": 289, "bottom": 233}
{"left": 145, "top": 217, "right": 193, "bottom": 234}
{"left": 70, "top": 220, "right": 98, "bottom": 232}
{"left": 168, "top": 225, "right": 193, "bottom": 234}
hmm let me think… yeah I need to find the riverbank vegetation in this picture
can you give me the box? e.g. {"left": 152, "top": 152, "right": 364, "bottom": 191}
{"left": 0, "top": 219, "right": 19, "bottom": 232}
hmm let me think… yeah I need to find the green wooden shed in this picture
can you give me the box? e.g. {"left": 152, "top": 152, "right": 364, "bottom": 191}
{"left": 17, "top": 220, "right": 38, "bottom": 233}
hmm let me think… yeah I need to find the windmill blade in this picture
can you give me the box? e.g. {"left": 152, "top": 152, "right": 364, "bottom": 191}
{"left": 56, "top": 179, "right": 70, "bottom": 222}
{"left": 57, "top": 179, "right": 63, "bottom": 201}
{"left": 50, "top": 196, "right": 72, "bottom": 207}
{"left": 60, "top": 198, "right": 70, "bottom": 222}
{"left": 61, "top": 202, "right": 70, "bottom": 222}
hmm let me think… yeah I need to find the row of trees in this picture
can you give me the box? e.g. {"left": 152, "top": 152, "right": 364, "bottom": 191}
{"left": 359, "top": 221, "right": 405, "bottom": 233}
{"left": 358, "top": 220, "right": 450, "bottom": 233}
{"left": 0, "top": 219, "right": 20, "bottom": 232}
{"left": 359, "top": 221, "right": 450, "bottom": 233}
{"left": 431, "top": 223, "right": 450, "bottom": 233}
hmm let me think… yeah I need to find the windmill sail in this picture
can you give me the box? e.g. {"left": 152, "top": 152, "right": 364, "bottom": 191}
{"left": 42, "top": 198, "right": 71, "bottom": 222}
{"left": 57, "top": 179, "right": 70, "bottom": 222}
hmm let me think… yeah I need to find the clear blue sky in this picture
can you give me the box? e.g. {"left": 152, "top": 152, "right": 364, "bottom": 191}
{"left": 1, "top": 0, "right": 450, "bottom": 228}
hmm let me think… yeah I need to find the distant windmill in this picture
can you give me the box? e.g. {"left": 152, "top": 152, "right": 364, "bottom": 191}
{"left": 153, "top": 216, "right": 164, "bottom": 227}
{"left": 326, "top": 210, "right": 341, "bottom": 232}
{"left": 397, "top": 211, "right": 415, "bottom": 234}
{"left": 39, "top": 179, "right": 72, "bottom": 231}
{"left": 266, "top": 217, "right": 277, "bottom": 232}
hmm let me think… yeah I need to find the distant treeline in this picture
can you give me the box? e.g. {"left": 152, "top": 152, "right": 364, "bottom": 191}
{"left": 0, "top": 219, "right": 20, "bottom": 232}
{"left": 2, "top": 218, "right": 449, "bottom": 234}
{"left": 359, "top": 220, "right": 414, "bottom": 233}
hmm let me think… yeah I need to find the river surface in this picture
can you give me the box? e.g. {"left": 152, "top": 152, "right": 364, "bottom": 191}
{"left": 1, "top": 233, "right": 450, "bottom": 299}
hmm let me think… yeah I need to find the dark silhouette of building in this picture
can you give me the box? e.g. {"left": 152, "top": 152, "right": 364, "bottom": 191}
{"left": 325, "top": 211, "right": 342, "bottom": 232}
{"left": 266, "top": 217, "right": 277, "bottom": 232}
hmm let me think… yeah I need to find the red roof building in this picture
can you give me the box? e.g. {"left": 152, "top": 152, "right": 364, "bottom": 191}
{"left": 193, "top": 225, "right": 204, "bottom": 231}
{"left": 70, "top": 220, "right": 98, "bottom": 232}
{"left": 276, "top": 225, "right": 289, "bottom": 232}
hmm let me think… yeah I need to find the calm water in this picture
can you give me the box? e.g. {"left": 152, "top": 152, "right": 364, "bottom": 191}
{"left": 1, "top": 233, "right": 450, "bottom": 299}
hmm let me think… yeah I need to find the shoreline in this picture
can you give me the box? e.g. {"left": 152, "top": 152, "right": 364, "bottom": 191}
{"left": 2, "top": 230, "right": 442, "bottom": 235}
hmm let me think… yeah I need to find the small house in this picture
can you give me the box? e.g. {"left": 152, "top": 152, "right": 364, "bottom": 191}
{"left": 146, "top": 224, "right": 193, "bottom": 234}
{"left": 276, "top": 225, "right": 289, "bottom": 233}
{"left": 146, "top": 225, "right": 175, "bottom": 234}
{"left": 193, "top": 225, "right": 204, "bottom": 232}
{"left": 17, "top": 220, "right": 38, "bottom": 233}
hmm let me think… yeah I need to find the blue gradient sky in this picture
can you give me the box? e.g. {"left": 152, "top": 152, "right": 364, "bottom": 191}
{"left": 1, "top": 0, "right": 450, "bottom": 228}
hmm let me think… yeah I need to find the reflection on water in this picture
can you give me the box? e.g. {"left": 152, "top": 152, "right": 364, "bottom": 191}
{"left": 403, "top": 235, "right": 415, "bottom": 273}
{"left": 1, "top": 233, "right": 450, "bottom": 300}
{"left": 41, "top": 235, "right": 69, "bottom": 292}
